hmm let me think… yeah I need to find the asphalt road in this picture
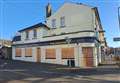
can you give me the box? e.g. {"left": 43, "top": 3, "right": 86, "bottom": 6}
{"left": 0, "top": 59, "right": 120, "bottom": 83}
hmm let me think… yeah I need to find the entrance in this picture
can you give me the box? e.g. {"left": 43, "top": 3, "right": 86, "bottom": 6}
{"left": 82, "top": 47, "right": 94, "bottom": 67}
{"left": 36, "top": 48, "right": 41, "bottom": 62}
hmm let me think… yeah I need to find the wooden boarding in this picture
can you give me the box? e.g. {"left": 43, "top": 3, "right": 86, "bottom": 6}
{"left": 15, "top": 48, "right": 21, "bottom": 57}
{"left": 25, "top": 48, "right": 32, "bottom": 57}
{"left": 62, "top": 47, "right": 74, "bottom": 59}
{"left": 82, "top": 47, "right": 94, "bottom": 67}
{"left": 46, "top": 48, "right": 56, "bottom": 59}
{"left": 36, "top": 48, "right": 41, "bottom": 62}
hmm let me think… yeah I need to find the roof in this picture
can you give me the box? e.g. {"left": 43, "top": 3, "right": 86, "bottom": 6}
{"left": 18, "top": 23, "right": 49, "bottom": 32}
{"left": 12, "top": 36, "right": 21, "bottom": 42}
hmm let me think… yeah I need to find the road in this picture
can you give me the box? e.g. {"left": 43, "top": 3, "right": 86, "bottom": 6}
{"left": 0, "top": 59, "right": 120, "bottom": 83}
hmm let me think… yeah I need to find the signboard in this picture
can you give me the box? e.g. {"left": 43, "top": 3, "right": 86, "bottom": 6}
{"left": 113, "top": 37, "right": 120, "bottom": 41}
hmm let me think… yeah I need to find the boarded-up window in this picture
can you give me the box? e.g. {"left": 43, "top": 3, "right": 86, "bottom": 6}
{"left": 46, "top": 48, "right": 56, "bottom": 59}
{"left": 62, "top": 47, "right": 74, "bottom": 59}
{"left": 15, "top": 48, "right": 21, "bottom": 57}
{"left": 25, "top": 48, "right": 32, "bottom": 57}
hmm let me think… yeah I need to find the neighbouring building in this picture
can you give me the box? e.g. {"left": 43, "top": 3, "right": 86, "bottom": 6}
{"left": 12, "top": 2, "right": 107, "bottom": 67}
{"left": 0, "top": 39, "right": 12, "bottom": 59}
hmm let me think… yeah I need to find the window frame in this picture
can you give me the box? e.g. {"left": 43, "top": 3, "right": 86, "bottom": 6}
{"left": 25, "top": 31, "right": 29, "bottom": 40}
{"left": 60, "top": 16, "right": 65, "bottom": 28}
{"left": 33, "top": 29, "right": 37, "bottom": 39}
{"left": 51, "top": 19, "right": 56, "bottom": 28}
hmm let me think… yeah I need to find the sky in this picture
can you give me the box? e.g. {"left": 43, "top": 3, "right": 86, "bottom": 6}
{"left": 0, "top": 0, "right": 120, "bottom": 47}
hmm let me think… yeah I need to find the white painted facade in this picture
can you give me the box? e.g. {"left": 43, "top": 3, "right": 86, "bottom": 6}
{"left": 12, "top": 43, "right": 98, "bottom": 67}
{"left": 12, "top": 3, "right": 104, "bottom": 67}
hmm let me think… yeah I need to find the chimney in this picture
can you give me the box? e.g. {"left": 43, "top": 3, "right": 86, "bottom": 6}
{"left": 46, "top": 3, "right": 52, "bottom": 18}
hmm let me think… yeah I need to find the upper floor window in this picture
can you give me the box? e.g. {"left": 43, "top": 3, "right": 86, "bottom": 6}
{"left": 25, "top": 31, "right": 29, "bottom": 40}
{"left": 33, "top": 29, "right": 37, "bottom": 39}
{"left": 52, "top": 19, "right": 56, "bottom": 28}
{"left": 60, "top": 16, "right": 65, "bottom": 27}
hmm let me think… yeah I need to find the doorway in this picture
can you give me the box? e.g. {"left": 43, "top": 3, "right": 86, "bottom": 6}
{"left": 82, "top": 47, "right": 94, "bottom": 67}
{"left": 36, "top": 48, "right": 41, "bottom": 62}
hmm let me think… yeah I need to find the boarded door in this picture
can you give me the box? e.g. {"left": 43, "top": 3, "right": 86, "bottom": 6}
{"left": 36, "top": 48, "right": 41, "bottom": 62}
{"left": 82, "top": 47, "right": 94, "bottom": 67}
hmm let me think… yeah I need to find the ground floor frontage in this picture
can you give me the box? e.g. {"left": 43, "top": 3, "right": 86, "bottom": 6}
{"left": 12, "top": 43, "right": 101, "bottom": 67}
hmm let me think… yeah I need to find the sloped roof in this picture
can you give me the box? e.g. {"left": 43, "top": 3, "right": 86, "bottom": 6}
{"left": 18, "top": 23, "right": 49, "bottom": 32}
{"left": 12, "top": 36, "right": 21, "bottom": 42}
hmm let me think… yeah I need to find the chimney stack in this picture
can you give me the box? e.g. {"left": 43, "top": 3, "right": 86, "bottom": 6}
{"left": 46, "top": 3, "right": 52, "bottom": 18}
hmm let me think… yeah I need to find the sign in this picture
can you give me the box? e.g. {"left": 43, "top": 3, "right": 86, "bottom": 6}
{"left": 113, "top": 37, "right": 120, "bottom": 41}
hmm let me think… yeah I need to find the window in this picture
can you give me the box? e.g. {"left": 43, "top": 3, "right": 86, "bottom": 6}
{"left": 25, "top": 31, "right": 29, "bottom": 40}
{"left": 46, "top": 48, "right": 56, "bottom": 59}
{"left": 25, "top": 48, "right": 32, "bottom": 57}
{"left": 60, "top": 16, "right": 65, "bottom": 27}
{"left": 33, "top": 29, "right": 37, "bottom": 39}
{"left": 15, "top": 48, "right": 21, "bottom": 57}
{"left": 52, "top": 19, "right": 56, "bottom": 28}
{"left": 62, "top": 47, "right": 74, "bottom": 59}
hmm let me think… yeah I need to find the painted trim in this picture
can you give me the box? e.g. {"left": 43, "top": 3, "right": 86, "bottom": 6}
{"left": 12, "top": 37, "right": 98, "bottom": 47}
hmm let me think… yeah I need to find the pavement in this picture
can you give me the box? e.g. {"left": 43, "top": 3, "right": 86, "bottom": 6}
{"left": 0, "top": 59, "right": 120, "bottom": 83}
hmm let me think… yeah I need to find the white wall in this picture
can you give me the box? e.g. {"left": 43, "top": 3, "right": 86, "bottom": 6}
{"left": 20, "top": 27, "right": 44, "bottom": 42}
{"left": 46, "top": 3, "right": 95, "bottom": 36}
{"left": 13, "top": 31, "right": 95, "bottom": 45}
{"left": 13, "top": 3, "right": 98, "bottom": 45}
